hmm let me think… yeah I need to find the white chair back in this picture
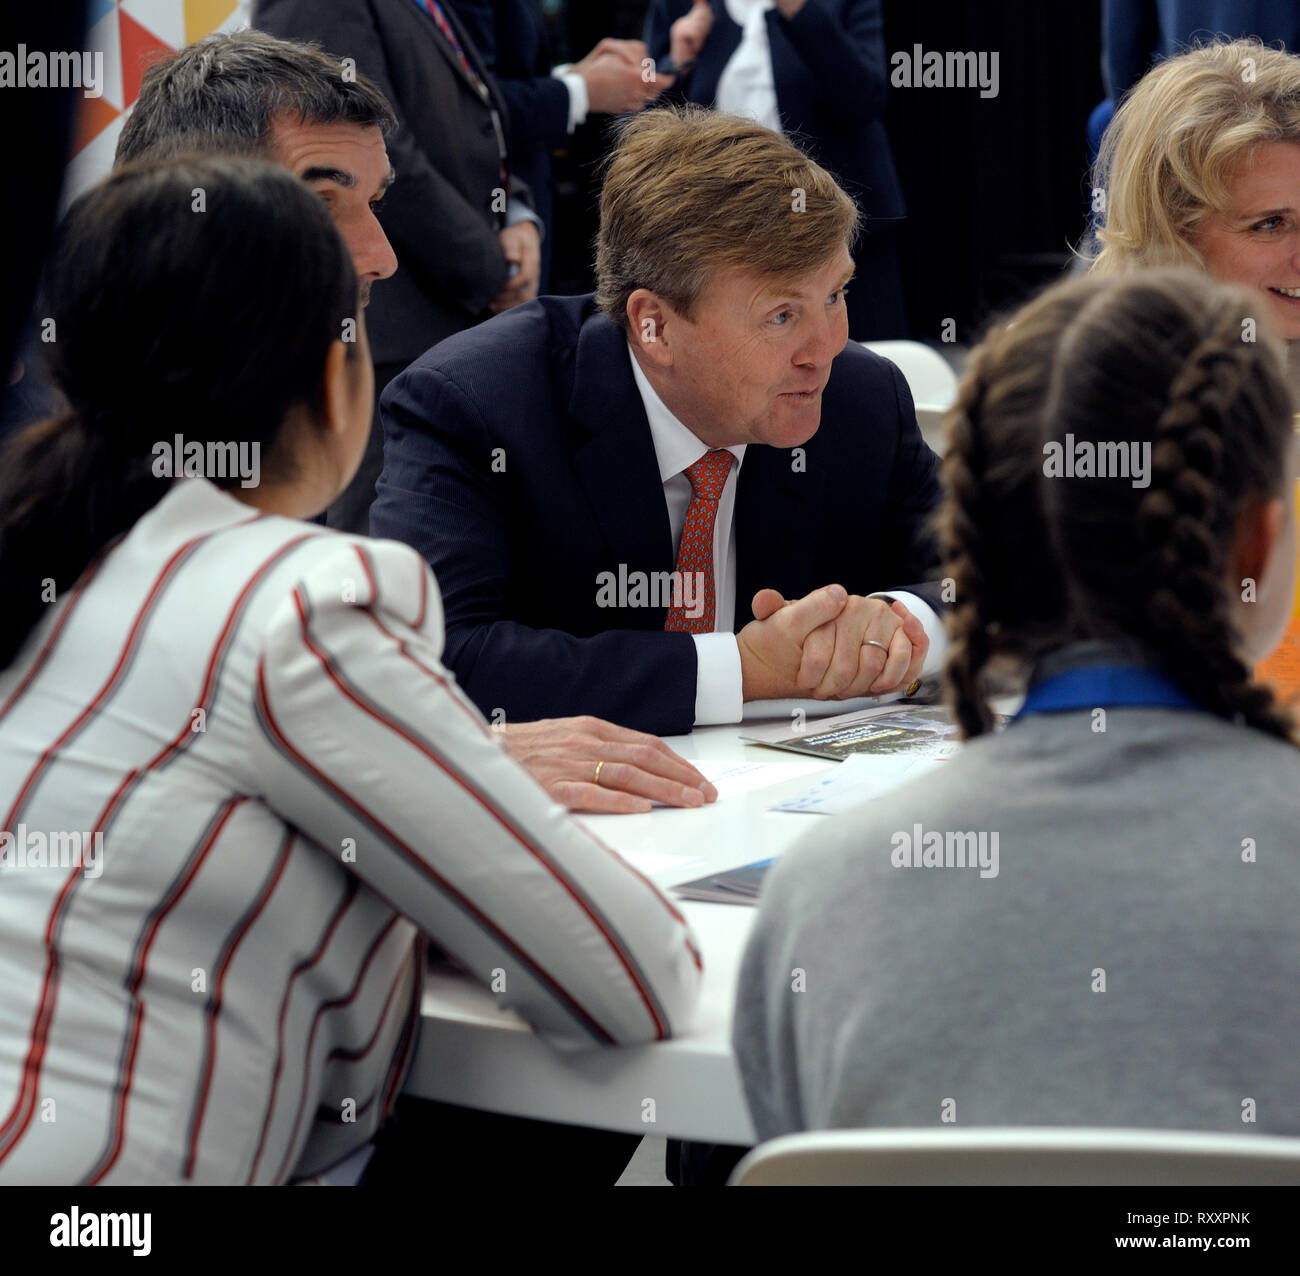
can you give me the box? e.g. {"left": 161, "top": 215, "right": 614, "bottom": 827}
{"left": 861, "top": 339, "right": 959, "bottom": 455}
{"left": 729, "top": 1127, "right": 1300, "bottom": 1186}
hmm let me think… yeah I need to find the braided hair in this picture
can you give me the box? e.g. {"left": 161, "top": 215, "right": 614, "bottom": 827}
{"left": 938, "top": 268, "right": 1296, "bottom": 743}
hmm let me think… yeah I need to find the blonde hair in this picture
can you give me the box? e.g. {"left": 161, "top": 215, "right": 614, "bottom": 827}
{"left": 1091, "top": 39, "right": 1300, "bottom": 275}
{"left": 595, "top": 105, "right": 859, "bottom": 332}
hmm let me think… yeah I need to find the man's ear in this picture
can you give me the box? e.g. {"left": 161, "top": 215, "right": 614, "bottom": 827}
{"left": 320, "top": 339, "right": 351, "bottom": 439}
{"left": 625, "top": 289, "right": 674, "bottom": 368}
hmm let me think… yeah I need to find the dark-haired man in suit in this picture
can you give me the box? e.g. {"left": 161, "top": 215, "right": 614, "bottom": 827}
{"left": 255, "top": 0, "right": 544, "bottom": 535}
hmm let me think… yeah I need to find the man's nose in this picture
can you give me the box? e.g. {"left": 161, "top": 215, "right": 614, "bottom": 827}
{"left": 350, "top": 213, "right": 398, "bottom": 283}
{"left": 796, "top": 309, "right": 848, "bottom": 367}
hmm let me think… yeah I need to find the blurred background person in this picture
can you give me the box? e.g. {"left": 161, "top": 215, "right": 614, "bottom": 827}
{"left": 454, "top": 2, "right": 672, "bottom": 290}
{"left": 646, "top": 0, "right": 907, "bottom": 339}
{"left": 255, "top": 0, "right": 543, "bottom": 534}
{"left": 1105, "top": 0, "right": 1300, "bottom": 103}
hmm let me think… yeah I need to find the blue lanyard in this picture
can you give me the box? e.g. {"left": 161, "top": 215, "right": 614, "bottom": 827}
{"left": 1014, "top": 663, "right": 1203, "bottom": 719}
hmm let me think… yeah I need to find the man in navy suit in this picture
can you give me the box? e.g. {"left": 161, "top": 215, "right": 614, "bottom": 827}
{"left": 371, "top": 106, "right": 944, "bottom": 737}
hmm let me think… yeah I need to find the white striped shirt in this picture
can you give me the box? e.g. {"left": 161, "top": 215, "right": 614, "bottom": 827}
{"left": 0, "top": 478, "right": 701, "bottom": 1184}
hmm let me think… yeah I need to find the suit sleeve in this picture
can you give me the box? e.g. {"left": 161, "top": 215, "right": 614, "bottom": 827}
{"left": 254, "top": 0, "right": 509, "bottom": 315}
{"left": 371, "top": 363, "right": 702, "bottom": 735}
{"left": 879, "top": 361, "right": 945, "bottom": 614}
{"left": 243, "top": 534, "right": 702, "bottom": 1048}
{"left": 776, "top": 0, "right": 890, "bottom": 119}
{"left": 455, "top": 0, "right": 573, "bottom": 151}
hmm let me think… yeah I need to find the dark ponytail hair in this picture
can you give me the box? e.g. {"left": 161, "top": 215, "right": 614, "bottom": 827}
{"left": 940, "top": 268, "right": 1296, "bottom": 743}
{"left": 0, "top": 153, "right": 358, "bottom": 669}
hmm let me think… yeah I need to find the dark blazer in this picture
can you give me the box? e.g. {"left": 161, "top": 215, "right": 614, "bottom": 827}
{"left": 1103, "top": 0, "right": 1300, "bottom": 99}
{"left": 644, "top": 0, "right": 904, "bottom": 231}
{"left": 255, "top": 0, "right": 531, "bottom": 368}
{"left": 370, "top": 293, "right": 942, "bottom": 736}
{"left": 453, "top": 0, "right": 566, "bottom": 256}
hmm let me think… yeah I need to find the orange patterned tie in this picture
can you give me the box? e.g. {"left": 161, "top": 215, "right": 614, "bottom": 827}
{"left": 664, "top": 449, "right": 736, "bottom": 634}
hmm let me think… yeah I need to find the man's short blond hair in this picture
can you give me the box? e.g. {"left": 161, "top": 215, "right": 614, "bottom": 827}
{"left": 595, "top": 106, "right": 860, "bottom": 332}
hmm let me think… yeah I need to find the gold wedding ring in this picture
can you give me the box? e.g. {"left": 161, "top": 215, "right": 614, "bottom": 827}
{"left": 593, "top": 760, "right": 605, "bottom": 786}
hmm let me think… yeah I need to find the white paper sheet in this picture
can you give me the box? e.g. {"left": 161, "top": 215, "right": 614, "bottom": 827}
{"left": 771, "top": 749, "right": 957, "bottom": 814}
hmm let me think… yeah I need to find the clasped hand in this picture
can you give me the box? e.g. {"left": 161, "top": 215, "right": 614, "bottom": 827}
{"left": 736, "top": 585, "right": 929, "bottom": 702}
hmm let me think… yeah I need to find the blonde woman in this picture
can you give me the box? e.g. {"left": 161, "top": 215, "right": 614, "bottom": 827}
{"left": 1092, "top": 38, "right": 1300, "bottom": 693}
{"left": 1092, "top": 38, "right": 1300, "bottom": 348}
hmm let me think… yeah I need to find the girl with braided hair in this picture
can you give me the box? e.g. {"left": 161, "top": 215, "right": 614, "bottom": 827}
{"left": 733, "top": 268, "right": 1300, "bottom": 1141}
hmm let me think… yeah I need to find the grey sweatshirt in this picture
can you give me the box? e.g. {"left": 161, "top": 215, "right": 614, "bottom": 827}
{"left": 734, "top": 684, "right": 1300, "bottom": 1142}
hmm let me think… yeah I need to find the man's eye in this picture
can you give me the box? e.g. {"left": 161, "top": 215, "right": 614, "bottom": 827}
{"left": 770, "top": 311, "right": 792, "bottom": 326}
{"left": 829, "top": 287, "right": 850, "bottom": 304}
{"left": 1253, "top": 216, "right": 1286, "bottom": 232}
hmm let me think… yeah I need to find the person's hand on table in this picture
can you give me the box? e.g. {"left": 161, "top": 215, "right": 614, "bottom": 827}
{"left": 490, "top": 221, "right": 540, "bottom": 313}
{"left": 735, "top": 583, "right": 849, "bottom": 700}
{"left": 669, "top": 0, "right": 713, "bottom": 68}
{"left": 500, "top": 715, "right": 718, "bottom": 814}
{"left": 741, "top": 588, "right": 929, "bottom": 700}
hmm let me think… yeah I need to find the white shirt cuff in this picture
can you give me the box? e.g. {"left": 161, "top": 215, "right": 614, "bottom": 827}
{"left": 871, "top": 590, "right": 949, "bottom": 678}
{"left": 692, "top": 633, "right": 744, "bottom": 725}
{"left": 553, "top": 67, "right": 589, "bottom": 132}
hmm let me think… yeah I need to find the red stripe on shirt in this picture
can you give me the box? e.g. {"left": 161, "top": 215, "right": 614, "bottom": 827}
{"left": 182, "top": 827, "right": 297, "bottom": 1181}
{"left": 254, "top": 651, "right": 619, "bottom": 1045}
{"left": 292, "top": 587, "right": 663, "bottom": 1038}
{"left": 246, "top": 877, "right": 360, "bottom": 1185}
{"left": 84, "top": 796, "right": 248, "bottom": 1185}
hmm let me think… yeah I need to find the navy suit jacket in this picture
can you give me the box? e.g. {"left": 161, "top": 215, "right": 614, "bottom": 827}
{"left": 644, "top": 0, "right": 904, "bottom": 230}
{"left": 371, "top": 294, "right": 941, "bottom": 735}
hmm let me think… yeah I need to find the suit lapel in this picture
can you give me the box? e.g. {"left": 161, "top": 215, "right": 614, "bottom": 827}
{"left": 568, "top": 311, "right": 676, "bottom": 581}
{"left": 411, "top": 0, "right": 498, "bottom": 107}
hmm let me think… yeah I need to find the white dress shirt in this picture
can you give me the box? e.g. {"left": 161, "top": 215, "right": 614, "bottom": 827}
{"left": 716, "top": 0, "right": 782, "bottom": 134}
{"left": 627, "top": 343, "right": 949, "bottom": 726}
